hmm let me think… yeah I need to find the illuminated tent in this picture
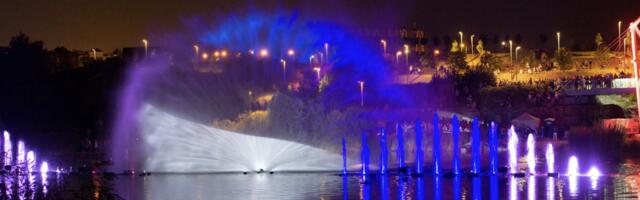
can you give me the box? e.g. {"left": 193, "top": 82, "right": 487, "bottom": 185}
{"left": 511, "top": 112, "right": 541, "bottom": 130}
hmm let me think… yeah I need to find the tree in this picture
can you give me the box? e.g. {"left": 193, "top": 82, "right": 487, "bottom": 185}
{"left": 448, "top": 51, "right": 468, "bottom": 73}
{"left": 554, "top": 48, "right": 573, "bottom": 70}
{"left": 478, "top": 52, "right": 501, "bottom": 71}
{"left": 450, "top": 40, "right": 460, "bottom": 52}
{"left": 595, "top": 33, "right": 604, "bottom": 48}
{"left": 539, "top": 34, "right": 549, "bottom": 47}
{"left": 476, "top": 40, "right": 485, "bottom": 55}
{"left": 594, "top": 33, "right": 610, "bottom": 61}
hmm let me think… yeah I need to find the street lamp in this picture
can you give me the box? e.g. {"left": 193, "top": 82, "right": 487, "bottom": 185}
{"left": 221, "top": 50, "right": 228, "bottom": 58}
{"left": 358, "top": 81, "right": 365, "bottom": 107}
{"left": 142, "top": 39, "right": 148, "bottom": 57}
{"left": 509, "top": 40, "right": 513, "bottom": 65}
{"left": 313, "top": 67, "right": 321, "bottom": 80}
{"left": 259, "top": 48, "right": 268, "bottom": 57}
{"left": 324, "top": 43, "right": 329, "bottom": 63}
{"left": 396, "top": 51, "right": 402, "bottom": 66}
{"left": 556, "top": 32, "right": 561, "bottom": 51}
{"left": 280, "top": 59, "right": 286, "bottom": 81}
{"left": 470, "top": 35, "right": 475, "bottom": 55}
{"left": 91, "top": 49, "right": 97, "bottom": 60}
{"left": 515, "top": 46, "right": 521, "bottom": 63}
{"left": 404, "top": 44, "right": 410, "bottom": 70}
{"left": 619, "top": 21, "right": 623, "bottom": 51}
{"left": 193, "top": 45, "right": 199, "bottom": 57}
{"left": 434, "top": 49, "right": 440, "bottom": 56}
{"left": 380, "top": 39, "right": 387, "bottom": 55}
{"left": 309, "top": 55, "right": 315, "bottom": 64}
{"left": 458, "top": 31, "right": 464, "bottom": 50}
{"left": 287, "top": 49, "right": 295, "bottom": 56}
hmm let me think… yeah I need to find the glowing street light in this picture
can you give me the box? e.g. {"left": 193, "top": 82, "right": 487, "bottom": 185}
{"left": 458, "top": 31, "right": 464, "bottom": 50}
{"left": 309, "top": 55, "right": 315, "bottom": 64}
{"left": 201, "top": 53, "right": 209, "bottom": 60}
{"left": 221, "top": 50, "right": 228, "bottom": 57}
{"left": 193, "top": 45, "right": 199, "bottom": 57}
{"left": 380, "top": 39, "right": 387, "bottom": 55}
{"left": 434, "top": 49, "right": 440, "bottom": 55}
{"left": 91, "top": 49, "right": 97, "bottom": 59}
{"left": 313, "top": 67, "right": 321, "bottom": 80}
{"left": 358, "top": 81, "right": 365, "bottom": 107}
{"left": 556, "top": 32, "right": 561, "bottom": 50}
{"left": 404, "top": 44, "right": 410, "bottom": 70}
{"left": 287, "top": 49, "right": 295, "bottom": 56}
{"left": 396, "top": 51, "right": 402, "bottom": 66}
{"left": 515, "top": 46, "right": 521, "bottom": 63}
{"left": 324, "top": 43, "right": 329, "bottom": 63}
{"left": 213, "top": 51, "right": 220, "bottom": 58}
{"left": 280, "top": 59, "right": 287, "bottom": 81}
{"left": 142, "top": 39, "right": 148, "bottom": 57}
{"left": 470, "top": 35, "right": 475, "bottom": 55}
{"left": 259, "top": 48, "right": 269, "bottom": 57}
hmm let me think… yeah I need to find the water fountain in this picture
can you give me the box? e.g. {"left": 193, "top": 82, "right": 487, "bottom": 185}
{"left": 546, "top": 143, "right": 556, "bottom": 175}
{"left": 432, "top": 114, "right": 440, "bottom": 175}
{"left": 360, "top": 132, "right": 370, "bottom": 181}
{"left": 567, "top": 156, "right": 579, "bottom": 176}
{"left": 4, "top": 131, "right": 11, "bottom": 166}
{"left": 507, "top": 126, "right": 519, "bottom": 174}
{"left": 526, "top": 134, "right": 536, "bottom": 174}
{"left": 414, "top": 120, "right": 424, "bottom": 175}
{"left": 395, "top": 123, "right": 405, "bottom": 171}
{"left": 587, "top": 167, "right": 601, "bottom": 190}
{"left": 341, "top": 137, "right": 347, "bottom": 175}
{"left": 379, "top": 128, "right": 388, "bottom": 174}
{"left": 17, "top": 141, "right": 25, "bottom": 169}
{"left": 489, "top": 122, "right": 499, "bottom": 175}
{"left": 471, "top": 118, "right": 481, "bottom": 175}
{"left": 451, "top": 115, "right": 461, "bottom": 175}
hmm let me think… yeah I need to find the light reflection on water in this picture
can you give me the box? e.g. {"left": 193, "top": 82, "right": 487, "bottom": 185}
{"left": 110, "top": 172, "right": 638, "bottom": 200}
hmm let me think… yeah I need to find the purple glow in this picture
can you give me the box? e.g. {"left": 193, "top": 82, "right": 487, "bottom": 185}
{"left": 4, "top": 131, "right": 11, "bottom": 166}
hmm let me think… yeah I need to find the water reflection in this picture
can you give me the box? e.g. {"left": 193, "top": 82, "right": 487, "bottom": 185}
{"left": 360, "top": 181, "right": 371, "bottom": 200}
{"left": 490, "top": 175, "right": 499, "bottom": 200}
{"left": 472, "top": 176, "right": 481, "bottom": 200}
{"left": 416, "top": 176, "right": 425, "bottom": 200}
{"left": 379, "top": 175, "right": 389, "bottom": 200}
{"left": 432, "top": 176, "right": 440, "bottom": 200}
{"left": 568, "top": 175, "right": 578, "bottom": 197}
{"left": 527, "top": 175, "right": 535, "bottom": 200}
{"left": 342, "top": 176, "right": 348, "bottom": 200}
{"left": 546, "top": 177, "right": 555, "bottom": 200}
{"left": 396, "top": 175, "right": 407, "bottom": 200}
{"left": 509, "top": 176, "right": 517, "bottom": 200}
{"left": 453, "top": 176, "right": 461, "bottom": 200}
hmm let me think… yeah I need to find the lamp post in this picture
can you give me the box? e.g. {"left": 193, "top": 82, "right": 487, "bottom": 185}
{"left": 396, "top": 51, "right": 402, "bottom": 66}
{"left": 458, "top": 31, "right": 464, "bottom": 50}
{"left": 404, "top": 44, "right": 410, "bottom": 70}
{"left": 556, "top": 32, "right": 561, "bottom": 51}
{"left": 91, "top": 49, "right": 97, "bottom": 60}
{"left": 619, "top": 21, "right": 623, "bottom": 51}
{"left": 280, "top": 59, "right": 286, "bottom": 81}
{"left": 324, "top": 43, "right": 329, "bottom": 64}
{"left": 314, "top": 67, "right": 321, "bottom": 80}
{"left": 515, "top": 46, "right": 521, "bottom": 63}
{"left": 358, "top": 81, "right": 365, "bottom": 107}
{"left": 380, "top": 39, "right": 387, "bottom": 55}
{"left": 309, "top": 55, "right": 315, "bottom": 65}
{"left": 509, "top": 40, "right": 513, "bottom": 65}
{"left": 193, "top": 45, "right": 199, "bottom": 58}
{"left": 287, "top": 49, "right": 295, "bottom": 56}
{"left": 142, "top": 39, "right": 148, "bottom": 57}
{"left": 470, "top": 35, "right": 475, "bottom": 55}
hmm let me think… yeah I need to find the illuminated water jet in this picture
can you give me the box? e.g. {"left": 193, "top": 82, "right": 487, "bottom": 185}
{"left": 507, "top": 126, "right": 519, "bottom": 174}
{"left": 567, "top": 156, "right": 579, "bottom": 176}
{"left": 414, "top": 120, "right": 424, "bottom": 175}
{"left": 395, "top": 123, "right": 405, "bottom": 170}
{"left": 526, "top": 134, "right": 535, "bottom": 174}
{"left": 587, "top": 167, "right": 601, "bottom": 190}
{"left": 451, "top": 115, "right": 460, "bottom": 175}
{"left": 489, "top": 122, "right": 499, "bottom": 175}
{"left": 379, "top": 128, "right": 388, "bottom": 174}
{"left": 432, "top": 115, "right": 440, "bottom": 175}
{"left": 4, "top": 131, "right": 11, "bottom": 166}
{"left": 546, "top": 143, "right": 555, "bottom": 174}
{"left": 470, "top": 117, "right": 481, "bottom": 174}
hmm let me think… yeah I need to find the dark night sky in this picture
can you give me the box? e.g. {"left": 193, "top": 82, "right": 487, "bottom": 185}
{"left": 1, "top": 0, "right": 639, "bottom": 51}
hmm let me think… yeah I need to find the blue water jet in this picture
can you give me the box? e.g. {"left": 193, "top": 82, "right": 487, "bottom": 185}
{"left": 342, "top": 137, "right": 347, "bottom": 175}
{"left": 432, "top": 114, "right": 441, "bottom": 175}
{"left": 379, "top": 128, "right": 388, "bottom": 174}
{"left": 416, "top": 177, "right": 425, "bottom": 200}
{"left": 396, "top": 123, "right": 405, "bottom": 170}
{"left": 452, "top": 115, "right": 461, "bottom": 175}
{"left": 379, "top": 174, "right": 390, "bottom": 200}
{"left": 433, "top": 176, "right": 442, "bottom": 200}
{"left": 490, "top": 174, "right": 499, "bottom": 200}
{"left": 361, "top": 132, "right": 370, "bottom": 181}
{"left": 471, "top": 117, "right": 481, "bottom": 174}
{"left": 415, "top": 120, "right": 424, "bottom": 175}
{"left": 489, "top": 122, "right": 499, "bottom": 175}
